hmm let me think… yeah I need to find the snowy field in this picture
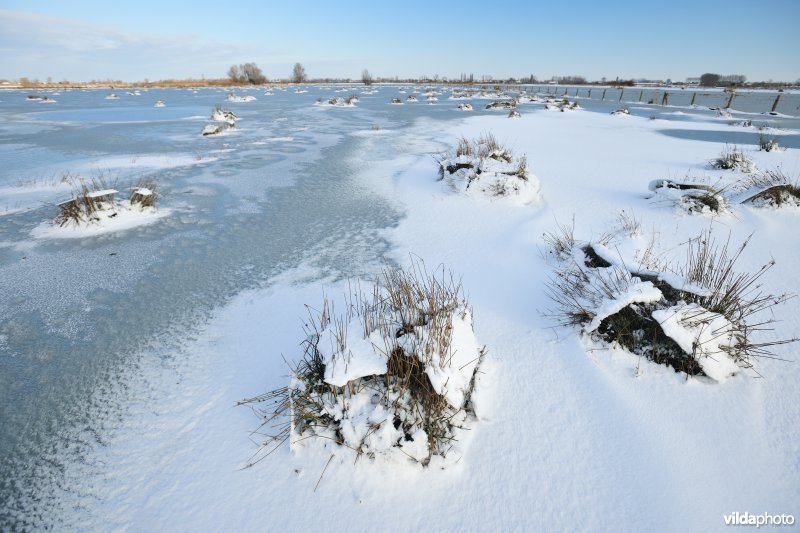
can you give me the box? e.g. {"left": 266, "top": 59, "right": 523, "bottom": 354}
{"left": 1, "top": 86, "right": 798, "bottom": 531}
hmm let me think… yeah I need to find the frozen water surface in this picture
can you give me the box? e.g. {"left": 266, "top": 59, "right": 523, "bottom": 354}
{"left": 0, "top": 86, "right": 798, "bottom": 528}
{"left": 0, "top": 86, "right": 433, "bottom": 526}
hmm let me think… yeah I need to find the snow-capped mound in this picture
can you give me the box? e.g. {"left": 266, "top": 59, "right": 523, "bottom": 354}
{"left": 240, "top": 263, "right": 487, "bottom": 467}
{"left": 437, "top": 134, "right": 540, "bottom": 206}
{"left": 226, "top": 92, "right": 256, "bottom": 102}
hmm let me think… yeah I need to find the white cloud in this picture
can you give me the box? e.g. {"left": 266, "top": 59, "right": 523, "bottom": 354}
{"left": 0, "top": 9, "right": 268, "bottom": 81}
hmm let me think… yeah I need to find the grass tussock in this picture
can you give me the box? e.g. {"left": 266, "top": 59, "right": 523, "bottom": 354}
{"left": 710, "top": 145, "right": 755, "bottom": 173}
{"left": 741, "top": 169, "right": 800, "bottom": 207}
{"left": 436, "top": 133, "right": 537, "bottom": 201}
{"left": 54, "top": 174, "right": 158, "bottom": 226}
{"left": 129, "top": 177, "right": 157, "bottom": 207}
{"left": 545, "top": 226, "right": 795, "bottom": 379}
{"left": 239, "top": 260, "right": 486, "bottom": 467}
{"left": 55, "top": 175, "right": 117, "bottom": 226}
{"left": 758, "top": 132, "right": 779, "bottom": 152}
{"left": 649, "top": 178, "right": 728, "bottom": 215}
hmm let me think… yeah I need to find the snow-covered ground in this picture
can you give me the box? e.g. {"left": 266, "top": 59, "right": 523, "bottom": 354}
{"left": 1, "top": 88, "right": 799, "bottom": 531}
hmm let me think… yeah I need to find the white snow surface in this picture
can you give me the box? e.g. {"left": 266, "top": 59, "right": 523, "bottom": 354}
{"left": 39, "top": 104, "right": 800, "bottom": 532}
{"left": 424, "top": 310, "right": 482, "bottom": 409}
{"left": 319, "top": 321, "right": 388, "bottom": 387}
{"left": 653, "top": 303, "right": 742, "bottom": 382}
{"left": 30, "top": 202, "right": 169, "bottom": 239}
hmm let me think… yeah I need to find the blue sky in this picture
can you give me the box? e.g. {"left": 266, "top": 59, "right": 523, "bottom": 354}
{"left": 1, "top": 0, "right": 798, "bottom": 82}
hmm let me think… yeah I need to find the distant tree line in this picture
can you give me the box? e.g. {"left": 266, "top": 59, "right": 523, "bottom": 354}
{"left": 700, "top": 73, "right": 747, "bottom": 87}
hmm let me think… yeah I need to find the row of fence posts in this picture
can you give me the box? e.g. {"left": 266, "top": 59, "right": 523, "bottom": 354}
{"left": 539, "top": 85, "right": 783, "bottom": 112}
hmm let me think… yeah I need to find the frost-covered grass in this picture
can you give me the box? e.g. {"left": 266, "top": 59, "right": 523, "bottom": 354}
{"left": 240, "top": 261, "right": 486, "bottom": 467}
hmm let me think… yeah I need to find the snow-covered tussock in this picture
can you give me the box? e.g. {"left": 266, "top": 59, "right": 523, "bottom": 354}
{"left": 226, "top": 92, "right": 256, "bottom": 102}
{"left": 314, "top": 95, "right": 357, "bottom": 107}
{"left": 543, "top": 97, "right": 581, "bottom": 112}
{"left": 211, "top": 106, "right": 238, "bottom": 125}
{"left": 240, "top": 262, "right": 487, "bottom": 467}
{"left": 710, "top": 145, "right": 755, "bottom": 173}
{"left": 545, "top": 224, "right": 793, "bottom": 381}
{"left": 437, "top": 133, "right": 541, "bottom": 206}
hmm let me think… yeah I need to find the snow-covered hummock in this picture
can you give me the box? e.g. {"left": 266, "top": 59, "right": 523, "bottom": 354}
{"left": 40, "top": 97, "right": 56, "bottom": 104}
{"left": 508, "top": 110, "right": 522, "bottom": 119}
{"left": 652, "top": 303, "right": 741, "bottom": 381}
{"left": 439, "top": 148, "right": 541, "bottom": 206}
{"left": 457, "top": 103, "right": 473, "bottom": 111}
{"left": 154, "top": 100, "right": 166, "bottom": 108}
{"left": 211, "top": 108, "right": 237, "bottom": 125}
{"left": 406, "top": 95, "right": 418, "bottom": 102}
{"left": 390, "top": 98, "right": 402, "bottom": 105}
{"left": 315, "top": 97, "right": 355, "bottom": 108}
{"left": 31, "top": 199, "right": 168, "bottom": 239}
{"left": 299, "top": 296, "right": 483, "bottom": 464}
{"left": 202, "top": 124, "right": 227, "bottom": 136}
{"left": 226, "top": 93, "right": 256, "bottom": 102}
{"left": 105, "top": 93, "right": 119, "bottom": 100}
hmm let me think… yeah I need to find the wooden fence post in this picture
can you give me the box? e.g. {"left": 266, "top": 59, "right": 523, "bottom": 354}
{"left": 662, "top": 92, "right": 669, "bottom": 106}
{"left": 619, "top": 89, "right": 624, "bottom": 102}
{"left": 771, "top": 94, "right": 781, "bottom": 113}
{"left": 725, "top": 91, "right": 735, "bottom": 109}
{"left": 602, "top": 88, "right": 606, "bottom": 100}
{"left": 690, "top": 92, "right": 696, "bottom": 106}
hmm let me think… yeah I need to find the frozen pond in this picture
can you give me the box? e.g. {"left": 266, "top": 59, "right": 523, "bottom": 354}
{"left": 1, "top": 85, "right": 798, "bottom": 528}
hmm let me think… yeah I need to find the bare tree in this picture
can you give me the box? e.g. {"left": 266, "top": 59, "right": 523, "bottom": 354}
{"left": 228, "top": 65, "right": 243, "bottom": 84}
{"left": 292, "top": 62, "right": 307, "bottom": 84}
{"left": 700, "top": 73, "right": 721, "bottom": 87}
{"left": 228, "top": 63, "right": 267, "bottom": 84}
{"left": 241, "top": 62, "right": 267, "bottom": 84}
{"left": 361, "top": 69, "right": 373, "bottom": 86}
